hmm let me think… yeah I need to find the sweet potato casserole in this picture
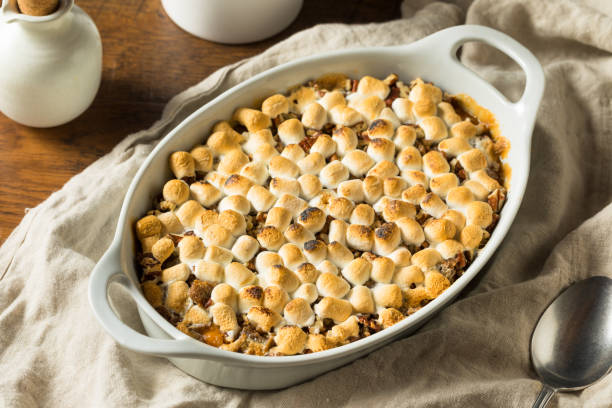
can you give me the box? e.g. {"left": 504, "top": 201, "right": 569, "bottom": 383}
{"left": 134, "top": 73, "right": 508, "bottom": 356}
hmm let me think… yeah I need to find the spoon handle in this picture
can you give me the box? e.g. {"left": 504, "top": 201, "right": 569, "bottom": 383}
{"left": 532, "top": 384, "right": 556, "bottom": 408}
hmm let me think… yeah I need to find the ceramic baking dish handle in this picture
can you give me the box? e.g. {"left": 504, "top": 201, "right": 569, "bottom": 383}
{"left": 426, "top": 24, "right": 545, "bottom": 125}
{"left": 88, "top": 244, "right": 231, "bottom": 362}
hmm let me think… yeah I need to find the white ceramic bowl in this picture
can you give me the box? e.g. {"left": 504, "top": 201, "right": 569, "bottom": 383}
{"left": 161, "top": 0, "right": 303, "bottom": 44}
{"left": 89, "top": 25, "right": 544, "bottom": 390}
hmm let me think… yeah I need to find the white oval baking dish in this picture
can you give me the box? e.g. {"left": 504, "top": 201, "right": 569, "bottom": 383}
{"left": 89, "top": 25, "right": 544, "bottom": 390}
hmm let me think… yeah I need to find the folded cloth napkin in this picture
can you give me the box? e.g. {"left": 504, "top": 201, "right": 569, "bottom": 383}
{"left": 1, "top": 0, "right": 611, "bottom": 406}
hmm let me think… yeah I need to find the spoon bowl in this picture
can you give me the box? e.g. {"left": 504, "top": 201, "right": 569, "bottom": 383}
{"left": 531, "top": 276, "right": 612, "bottom": 407}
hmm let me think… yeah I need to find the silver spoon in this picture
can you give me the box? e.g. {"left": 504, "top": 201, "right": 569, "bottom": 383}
{"left": 530, "top": 275, "right": 612, "bottom": 407}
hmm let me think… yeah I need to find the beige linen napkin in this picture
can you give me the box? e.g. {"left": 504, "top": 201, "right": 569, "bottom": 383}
{"left": 1, "top": 0, "right": 611, "bottom": 406}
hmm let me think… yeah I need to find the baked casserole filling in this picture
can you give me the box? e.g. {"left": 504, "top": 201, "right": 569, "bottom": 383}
{"left": 134, "top": 73, "right": 508, "bottom": 355}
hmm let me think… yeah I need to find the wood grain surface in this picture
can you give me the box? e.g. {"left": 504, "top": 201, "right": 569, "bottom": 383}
{"left": 0, "top": 0, "right": 401, "bottom": 243}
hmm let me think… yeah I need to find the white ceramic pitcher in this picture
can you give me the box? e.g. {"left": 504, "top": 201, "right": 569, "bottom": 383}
{"left": 0, "top": 0, "right": 102, "bottom": 127}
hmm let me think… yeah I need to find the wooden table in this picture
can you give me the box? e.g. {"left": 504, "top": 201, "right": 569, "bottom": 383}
{"left": 0, "top": 0, "right": 401, "bottom": 243}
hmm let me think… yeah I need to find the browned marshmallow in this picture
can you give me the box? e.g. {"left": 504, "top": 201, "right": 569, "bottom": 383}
{"left": 281, "top": 144, "right": 306, "bottom": 163}
{"left": 401, "top": 184, "right": 427, "bottom": 205}
{"left": 223, "top": 174, "right": 253, "bottom": 197}
{"left": 420, "top": 192, "right": 448, "bottom": 218}
{"left": 367, "top": 138, "right": 396, "bottom": 162}
{"left": 367, "top": 160, "right": 399, "bottom": 180}
{"left": 346, "top": 224, "right": 374, "bottom": 252}
{"left": 169, "top": 151, "right": 195, "bottom": 180}
{"left": 422, "top": 151, "right": 450, "bottom": 176}
{"left": 332, "top": 126, "right": 358, "bottom": 156}
{"left": 466, "top": 201, "right": 493, "bottom": 228}
{"left": 328, "top": 219, "right": 348, "bottom": 245}
{"left": 298, "top": 174, "right": 322, "bottom": 200}
{"left": 460, "top": 224, "right": 484, "bottom": 250}
{"left": 314, "top": 297, "right": 353, "bottom": 323}
{"left": 238, "top": 285, "right": 264, "bottom": 314}
{"left": 161, "top": 263, "right": 190, "bottom": 283}
{"left": 446, "top": 186, "right": 475, "bottom": 209}
{"left": 393, "top": 265, "right": 424, "bottom": 289}
{"left": 247, "top": 306, "right": 281, "bottom": 332}
{"left": 284, "top": 223, "right": 315, "bottom": 246}
{"left": 302, "top": 102, "right": 327, "bottom": 129}
{"left": 303, "top": 240, "right": 328, "bottom": 265}
{"left": 391, "top": 98, "right": 416, "bottom": 124}
{"left": 327, "top": 241, "right": 354, "bottom": 269}
{"left": 283, "top": 298, "right": 315, "bottom": 327}
{"left": 194, "top": 260, "right": 224, "bottom": 283}
{"left": 265, "top": 206, "right": 293, "bottom": 231}
{"left": 367, "top": 119, "right": 394, "bottom": 139}
{"left": 395, "top": 217, "right": 425, "bottom": 246}
{"left": 162, "top": 179, "right": 190, "bottom": 206}
{"left": 278, "top": 243, "right": 307, "bottom": 270}
{"left": 247, "top": 185, "right": 276, "bottom": 212}
{"left": 425, "top": 271, "right": 450, "bottom": 297}
{"left": 217, "top": 149, "right": 249, "bottom": 175}
{"left": 424, "top": 218, "right": 457, "bottom": 244}
{"left": 152, "top": 237, "right": 175, "bottom": 263}
{"left": 240, "top": 161, "right": 269, "bottom": 185}
{"left": 350, "top": 203, "right": 375, "bottom": 226}
{"left": 328, "top": 197, "right": 355, "bottom": 221}
{"left": 233, "top": 108, "right": 271, "bottom": 133}
{"left": 157, "top": 211, "right": 183, "bottom": 235}
{"left": 341, "top": 257, "right": 372, "bottom": 286}
{"left": 273, "top": 326, "right": 308, "bottom": 355}
{"left": 261, "top": 94, "right": 289, "bottom": 118}
{"left": 278, "top": 118, "right": 305, "bottom": 145}
{"left": 384, "top": 177, "right": 409, "bottom": 198}
{"left": 218, "top": 210, "right": 246, "bottom": 237}
{"left": 269, "top": 155, "right": 300, "bottom": 179}
{"left": 294, "top": 282, "right": 319, "bottom": 304}
{"left": 420, "top": 116, "right": 448, "bottom": 142}
{"left": 327, "top": 316, "right": 359, "bottom": 344}
{"left": 255, "top": 251, "right": 284, "bottom": 275}
{"left": 178, "top": 235, "right": 205, "bottom": 263}
{"left": 430, "top": 173, "right": 459, "bottom": 198}
{"left": 357, "top": 75, "right": 390, "bottom": 99}
{"left": 348, "top": 285, "right": 375, "bottom": 314}
{"left": 338, "top": 179, "right": 365, "bottom": 203}
{"left": 373, "top": 223, "right": 401, "bottom": 256}
{"left": 166, "top": 281, "right": 189, "bottom": 313}
{"left": 458, "top": 148, "right": 487, "bottom": 173}
{"left": 294, "top": 262, "right": 319, "bottom": 284}
{"left": 363, "top": 176, "right": 384, "bottom": 204}
{"left": 437, "top": 101, "right": 462, "bottom": 126}
{"left": 371, "top": 256, "right": 395, "bottom": 283}
{"left": 264, "top": 264, "right": 300, "bottom": 293}
{"left": 316, "top": 272, "right": 350, "bottom": 298}
{"left": 298, "top": 152, "right": 326, "bottom": 175}
{"left": 393, "top": 125, "right": 417, "bottom": 149}
{"left": 262, "top": 286, "right": 290, "bottom": 314}
{"left": 257, "top": 225, "right": 286, "bottom": 251}
{"left": 373, "top": 283, "right": 403, "bottom": 309}
{"left": 411, "top": 248, "right": 442, "bottom": 271}
{"left": 380, "top": 307, "right": 404, "bottom": 328}
{"left": 190, "top": 181, "right": 222, "bottom": 208}
{"left": 320, "top": 160, "right": 349, "bottom": 189}
{"left": 204, "top": 245, "right": 233, "bottom": 266}
{"left": 201, "top": 224, "right": 234, "bottom": 248}
{"left": 211, "top": 283, "right": 237, "bottom": 311}
{"left": 297, "top": 207, "right": 327, "bottom": 233}
{"left": 342, "top": 150, "right": 375, "bottom": 178}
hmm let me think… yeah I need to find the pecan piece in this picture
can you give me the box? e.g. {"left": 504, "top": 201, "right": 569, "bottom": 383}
{"left": 189, "top": 280, "right": 215, "bottom": 308}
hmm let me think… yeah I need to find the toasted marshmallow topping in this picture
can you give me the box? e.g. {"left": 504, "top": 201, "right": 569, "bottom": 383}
{"left": 137, "top": 73, "right": 508, "bottom": 356}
